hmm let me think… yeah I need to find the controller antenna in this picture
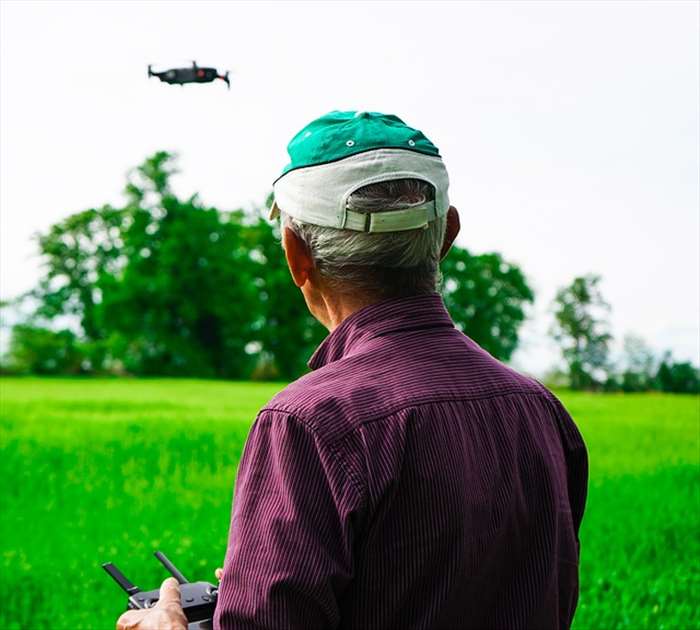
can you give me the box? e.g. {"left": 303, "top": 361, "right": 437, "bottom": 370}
{"left": 154, "top": 551, "right": 189, "bottom": 584}
{"left": 102, "top": 563, "right": 140, "bottom": 595}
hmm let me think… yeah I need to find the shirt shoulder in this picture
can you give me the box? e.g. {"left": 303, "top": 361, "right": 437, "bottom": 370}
{"left": 263, "top": 326, "right": 555, "bottom": 445}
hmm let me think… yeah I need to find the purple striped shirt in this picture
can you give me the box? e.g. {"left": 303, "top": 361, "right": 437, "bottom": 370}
{"left": 215, "top": 293, "right": 588, "bottom": 630}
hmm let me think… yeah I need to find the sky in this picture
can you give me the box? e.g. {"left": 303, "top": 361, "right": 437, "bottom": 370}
{"left": 1, "top": 0, "right": 698, "bottom": 375}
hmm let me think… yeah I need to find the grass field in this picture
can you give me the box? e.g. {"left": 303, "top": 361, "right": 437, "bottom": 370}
{"left": 1, "top": 378, "right": 698, "bottom": 629}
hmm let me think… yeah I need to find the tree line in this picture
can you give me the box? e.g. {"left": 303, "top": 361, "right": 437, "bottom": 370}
{"left": 2, "top": 152, "right": 534, "bottom": 381}
{"left": 2, "top": 152, "right": 696, "bottom": 392}
{"left": 550, "top": 274, "right": 699, "bottom": 393}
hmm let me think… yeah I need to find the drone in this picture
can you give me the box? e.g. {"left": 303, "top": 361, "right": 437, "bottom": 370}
{"left": 148, "top": 61, "right": 230, "bottom": 89}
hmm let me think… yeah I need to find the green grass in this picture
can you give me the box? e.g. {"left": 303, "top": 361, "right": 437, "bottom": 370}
{"left": 0, "top": 378, "right": 698, "bottom": 629}
{"left": 562, "top": 392, "right": 700, "bottom": 629}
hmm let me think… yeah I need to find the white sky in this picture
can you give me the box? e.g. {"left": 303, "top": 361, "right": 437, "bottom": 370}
{"left": 1, "top": 0, "right": 698, "bottom": 375}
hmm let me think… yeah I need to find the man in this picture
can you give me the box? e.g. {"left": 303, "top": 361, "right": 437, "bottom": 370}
{"left": 117, "top": 111, "right": 588, "bottom": 630}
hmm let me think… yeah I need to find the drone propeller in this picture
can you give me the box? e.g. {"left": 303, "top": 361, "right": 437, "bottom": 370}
{"left": 218, "top": 71, "right": 231, "bottom": 90}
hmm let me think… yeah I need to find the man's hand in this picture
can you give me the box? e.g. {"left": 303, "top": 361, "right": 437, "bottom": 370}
{"left": 116, "top": 577, "right": 187, "bottom": 630}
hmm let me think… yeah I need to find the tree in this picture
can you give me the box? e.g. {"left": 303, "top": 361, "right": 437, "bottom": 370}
{"left": 550, "top": 274, "right": 612, "bottom": 390}
{"left": 101, "top": 154, "right": 262, "bottom": 377}
{"left": 440, "top": 248, "right": 534, "bottom": 361}
{"left": 30, "top": 152, "right": 262, "bottom": 378}
{"left": 655, "top": 352, "right": 700, "bottom": 394}
{"left": 619, "top": 334, "right": 657, "bottom": 392}
{"left": 244, "top": 208, "right": 326, "bottom": 380}
{"left": 33, "top": 205, "right": 125, "bottom": 347}
{"left": 18, "top": 151, "right": 535, "bottom": 379}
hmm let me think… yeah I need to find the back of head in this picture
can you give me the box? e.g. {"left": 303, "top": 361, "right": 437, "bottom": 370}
{"left": 270, "top": 110, "right": 452, "bottom": 302}
{"left": 281, "top": 178, "right": 446, "bottom": 300}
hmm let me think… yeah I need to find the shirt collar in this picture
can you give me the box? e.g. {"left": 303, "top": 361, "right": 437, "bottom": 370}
{"left": 308, "top": 292, "right": 454, "bottom": 370}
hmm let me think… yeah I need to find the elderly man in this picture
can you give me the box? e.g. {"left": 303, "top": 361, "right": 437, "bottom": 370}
{"left": 117, "top": 111, "right": 588, "bottom": 630}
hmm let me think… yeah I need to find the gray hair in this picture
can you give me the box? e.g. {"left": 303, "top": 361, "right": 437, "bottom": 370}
{"left": 281, "top": 178, "right": 447, "bottom": 299}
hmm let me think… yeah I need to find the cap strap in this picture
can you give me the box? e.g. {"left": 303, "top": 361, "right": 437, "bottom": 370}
{"left": 344, "top": 201, "right": 437, "bottom": 233}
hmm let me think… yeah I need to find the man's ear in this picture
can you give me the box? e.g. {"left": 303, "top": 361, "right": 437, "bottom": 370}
{"left": 282, "top": 226, "right": 314, "bottom": 288}
{"left": 439, "top": 206, "right": 461, "bottom": 260}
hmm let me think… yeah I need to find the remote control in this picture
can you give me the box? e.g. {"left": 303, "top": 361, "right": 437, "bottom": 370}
{"left": 102, "top": 551, "right": 218, "bottom": 630}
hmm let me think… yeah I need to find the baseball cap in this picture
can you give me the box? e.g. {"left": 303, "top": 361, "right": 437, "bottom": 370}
{"left": 269, "top": 111, "right": 450, "bottom": 233}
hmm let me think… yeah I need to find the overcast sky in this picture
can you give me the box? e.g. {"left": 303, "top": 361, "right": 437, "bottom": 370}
{"left": 1, "top": 0, "right": 698, "bottom": 374}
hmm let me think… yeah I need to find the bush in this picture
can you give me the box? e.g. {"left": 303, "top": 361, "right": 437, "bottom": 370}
{"left": 7, "top": 325, "right": 86, "bottom": 375}
{"left": 655, "top": 359, "right": 700, "bottom": 394}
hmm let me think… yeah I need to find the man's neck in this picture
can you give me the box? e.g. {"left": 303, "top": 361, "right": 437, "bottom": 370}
{"left": 313, "top": 290, "right": 381, "bottom": 332}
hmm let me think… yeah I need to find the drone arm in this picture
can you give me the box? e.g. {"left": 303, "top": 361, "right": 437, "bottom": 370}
{"left": 218, "top": 72, "right": 231, "bottom": 89}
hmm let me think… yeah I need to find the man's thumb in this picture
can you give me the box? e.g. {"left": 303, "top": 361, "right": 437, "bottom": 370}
{"left": 156, "top": 577, "right": 181, "bottom": 607}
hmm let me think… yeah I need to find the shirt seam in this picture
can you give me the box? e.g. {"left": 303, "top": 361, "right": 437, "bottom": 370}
{"left": 257, "top": 409, "right": 366, "bottom": 499}
{"left": 260, "top": 388, "right": 552, "bottom": 448}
